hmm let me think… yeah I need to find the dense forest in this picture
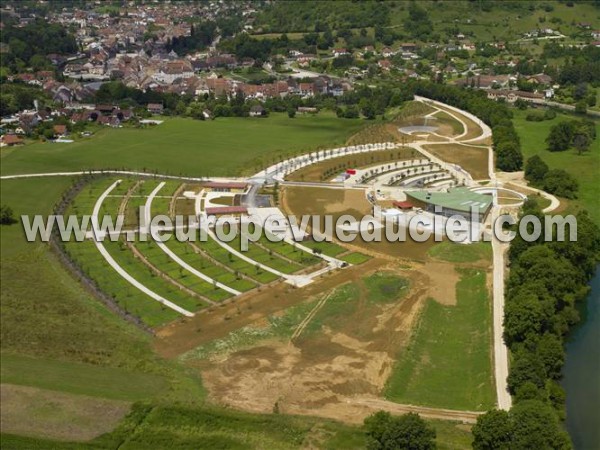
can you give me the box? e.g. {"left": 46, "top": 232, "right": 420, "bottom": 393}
{"left": 0, "top": 19, "right": 78, "bottom": 73}
{"left": 543, "top": 44, "right": 600, "bottom": 86}
{"left": 254, "top": 0, "right": 391, "bottom": 33}
{"left": 473, "top": 200, "right": 600, "bottom": 449}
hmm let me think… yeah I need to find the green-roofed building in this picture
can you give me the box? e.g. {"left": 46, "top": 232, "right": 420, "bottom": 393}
{"left": 406, "top": 187, "right": 493, "bottom": 222}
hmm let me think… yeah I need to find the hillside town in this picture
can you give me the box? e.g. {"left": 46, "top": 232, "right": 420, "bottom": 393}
{"left": 1, "top": 1, "right": 599, "bottom": 146}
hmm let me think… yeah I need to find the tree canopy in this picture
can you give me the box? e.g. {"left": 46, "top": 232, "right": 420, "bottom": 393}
{"left": 364, "top": 411, "right": 436, "bottom": 450}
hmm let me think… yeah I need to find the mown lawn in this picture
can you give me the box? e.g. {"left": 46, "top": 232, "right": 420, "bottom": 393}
{"left": 385, "top": 268, "right": 495, "bottom": 411}
{"left": 428, "top": 241, "right": 492, "bottom": 264}
{"left": 0, "top": 113, "right": 364, "bottom": 177}
{"left": 512, "top": 109, "right": 600, "bottom": 224}
{"left": 340, "top": 251, "right": 371, "bottom": 265}
{"left": 1, "top": 354, "right": 168, "bottom": 402}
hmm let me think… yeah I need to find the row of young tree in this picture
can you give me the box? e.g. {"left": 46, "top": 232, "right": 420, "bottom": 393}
{"left": 473, "top": 200, "right": 600, "bottom": 449}
{"left": 411, "top": 81, "right": 523, "bottom": 172}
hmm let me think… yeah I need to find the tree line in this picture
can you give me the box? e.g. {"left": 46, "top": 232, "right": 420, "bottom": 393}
{"left": 472, "top": 199, "right": 600, "bottom": 449}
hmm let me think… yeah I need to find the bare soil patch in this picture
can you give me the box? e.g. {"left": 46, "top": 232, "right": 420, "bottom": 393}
{"left": 182, "top": 264, "right": 444, "bottom": 423}
{"left": 420, "top": 261, "right": 459, "bottom": 305}
{"left": 154, "top": 256, "right": 387, "bottom": 357}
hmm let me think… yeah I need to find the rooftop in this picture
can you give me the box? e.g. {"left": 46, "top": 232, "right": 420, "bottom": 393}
{"left": 407, "top": 187, "right": 492, "bottom": 214}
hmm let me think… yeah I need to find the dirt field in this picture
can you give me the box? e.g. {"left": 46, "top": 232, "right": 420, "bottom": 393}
{"left": 423, "top": 143, "right": 490, "bottom": 180}
{"left": 281, "top": 186, "right": 434, "bottom": 262}
{"left": 0, "top": 384, "right": 130, "bottom": 441}
{"left": 154, "top": 183, "right": 491, "bottom": 425}
{"left": 182, "top": 261, "right": 463, "bottom": 423}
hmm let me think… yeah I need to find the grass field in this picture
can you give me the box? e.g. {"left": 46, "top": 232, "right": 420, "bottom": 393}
{"left": 385, "top": 268, "right": 494, "bottom": 411}
{"left": 428, "top": 242, "right": 492, "bottom": 264}
{"left": 512, "top": 109, "right": 600, "bottom": 224}
{"left": 1, "top": 404, "right": 474, "bottom": 450}
{"left": 0, "top": 113, "right": 364, "bottom": 177}
{"left": 0, "top": 177, "right": 206, "bottom": 400}
{"left": 0, "top": 384, "right": 131, "bottom": 442}
{"left": 387, "top": 1, "right": 600, "bottom": 43}
{"left": 1, "top": 354, "right": 168, "bottom": 402}
{"left": 1, "top": 96, "right": 500, "bottom": 447}
{"left": 298, "top": 239, "right": 347, "bottom": 257}
{"left": 423, "top": 143, "right": 489, "bottom": 180}
{"left": 340, "top": 251, "right": 372, "bottom": 265}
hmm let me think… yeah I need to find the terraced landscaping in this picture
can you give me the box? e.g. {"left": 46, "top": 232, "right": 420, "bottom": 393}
{"left": 195, "top": 236, "right": 280, "bottom": 284}
{"left": 286, "top": 147, "right": 416, "bottom": 182}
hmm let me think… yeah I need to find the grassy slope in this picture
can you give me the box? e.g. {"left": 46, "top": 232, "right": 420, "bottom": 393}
{"left": 388, "top": 1, "right": 600, "bottom": 42}
{"left": 385, "top": 268, "right": 495, "bottom": 411}
{"left": 0, "top": 177, "right": 205, "bottom": 403}
{"left": 0, "top": 120, "right": 366, "bottom": 447}
{"left": 0, "top": 113, "right": 364, "bottom": 177}
{"left": 512, "top": 109, "right": 600, "bottom": 224}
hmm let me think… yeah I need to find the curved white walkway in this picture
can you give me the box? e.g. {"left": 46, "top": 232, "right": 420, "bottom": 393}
{"left": 145, "top": 182, "right": 241, "bottom": 296}
{"left": 91, "top": 180, "right": 194, "bottom": 317}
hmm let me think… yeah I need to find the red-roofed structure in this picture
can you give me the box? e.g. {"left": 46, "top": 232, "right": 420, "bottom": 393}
{"left": 204, "top": 182, "right": 248, "bottom": 192}
{"left": 393, "top": 200, "right": 414, "bottom": 210}
{"left": 205, "top": 206, "right": 248, "bottom": 216}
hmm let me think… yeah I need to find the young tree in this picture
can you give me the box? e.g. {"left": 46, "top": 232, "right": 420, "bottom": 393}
{"left": 0, "top": 205, "right": 17, "bottom": 225}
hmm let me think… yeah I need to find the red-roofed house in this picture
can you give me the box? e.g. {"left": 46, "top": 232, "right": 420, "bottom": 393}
{"left": 1, "top": 134, "right": 24, "bottom": 146}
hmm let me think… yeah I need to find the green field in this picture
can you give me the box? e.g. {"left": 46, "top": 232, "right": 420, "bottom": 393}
{"left": 385, "top": 268, "right": 494, "bottom": 411}
{"left": 0, "top": 100, "right": 493, "bottom": 447}
{"left": 340, "top": 251, "right": 371, "bottom": 265}
{"left": 512, "top": 109, "right": 600, "bottom": 224}
{"left": 0, "top": 177, "right": 206, "bottom": 402}
{"left": 298, "top": 239, "right": 348, "bottom": 257}
{"left": 1, "top": 113, "right": 364, "bottom": 177}
{"left": 428, "top": 241, "right": 492, "bottom": 264}
{"left": 1, "top": 354, "right": 168, "bottom": 402}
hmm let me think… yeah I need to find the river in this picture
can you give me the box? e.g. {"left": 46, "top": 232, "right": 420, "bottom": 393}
{"left": 563, "top": 265, "right": 600, "bottom": 449}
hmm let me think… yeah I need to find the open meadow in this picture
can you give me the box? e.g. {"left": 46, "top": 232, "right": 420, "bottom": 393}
{"left": 0, "top": 113, "right": 364, "bottom": 177}
{"left": 512, "top": 109, "right": 600, "bottom": 224}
